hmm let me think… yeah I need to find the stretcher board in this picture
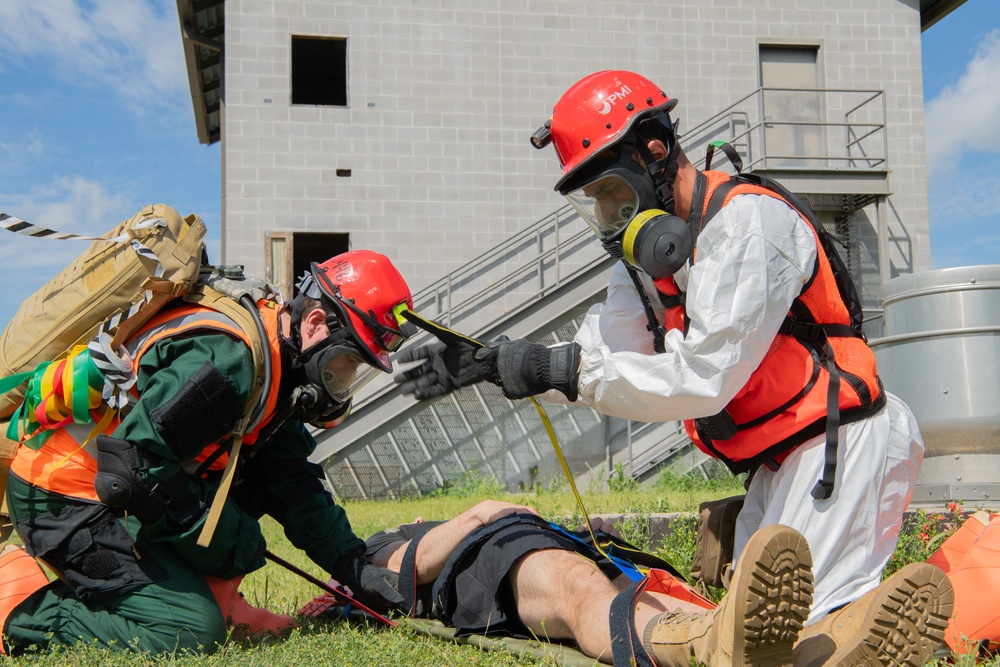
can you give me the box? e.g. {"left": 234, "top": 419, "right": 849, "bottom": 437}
{"left": 401, "top": 617, "right": 600, "bottom": 667}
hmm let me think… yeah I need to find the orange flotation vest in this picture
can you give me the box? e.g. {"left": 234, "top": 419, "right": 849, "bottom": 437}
{"left": 658, "top": 170, "right": 884, "bottom": 498}
{"left": 11, "top": 297, "right": 284, "bottom": 502}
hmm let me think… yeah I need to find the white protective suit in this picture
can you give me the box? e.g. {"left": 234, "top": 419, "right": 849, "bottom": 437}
{"left": 565, "top": 193, "right": 923, "bottom": 622}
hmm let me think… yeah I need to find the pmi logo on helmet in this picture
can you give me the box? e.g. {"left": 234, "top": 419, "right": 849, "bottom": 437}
{"left": 598, "top": 84, "right": 633, "bottom": 115}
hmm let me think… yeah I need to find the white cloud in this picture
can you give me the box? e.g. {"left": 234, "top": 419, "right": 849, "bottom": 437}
{"left": 0, "top": 0, "right": 187, "bottom": 113}
{"left": 0, "top": 133, "right": 45, "bottom": 163}
{"left": 0, "top": 177, "right": 131, "bottom": 325}
{"left": 926, "top": 30, "right": 1000, "bottom": 180}
{"left": 928, "top": 152, "right": 1000, "bottom": 268}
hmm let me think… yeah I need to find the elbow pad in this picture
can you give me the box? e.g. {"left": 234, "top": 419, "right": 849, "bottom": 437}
{"left": 94, "top": 435, "right": 166, "bottom": 524}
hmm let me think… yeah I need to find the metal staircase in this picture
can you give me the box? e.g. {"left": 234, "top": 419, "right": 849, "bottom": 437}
{"left": 311, "top": 205, "right": 624, "bottom": 499}
{"left": 313, "top": 86, "right": 891, "bottom": 499}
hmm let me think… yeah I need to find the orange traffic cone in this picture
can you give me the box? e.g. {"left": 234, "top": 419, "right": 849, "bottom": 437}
{"left": 0, "top": 545, "right": 49, "bottom": 655}
{"left": 941, "top": 514, "right": 1000, "bottom": 654}
{"left": 927, "top": 510, "right": 990, "bottom": 574}
{"left": 204, "top": 575, "right": 298, "bottom": 639}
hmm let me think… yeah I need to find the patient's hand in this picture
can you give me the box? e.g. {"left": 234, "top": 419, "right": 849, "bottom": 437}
{"left": 576, "top": 516, "right": 624, "bottom": 539}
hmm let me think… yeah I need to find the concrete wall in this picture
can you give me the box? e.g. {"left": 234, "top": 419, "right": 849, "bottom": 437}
{"left": 221, "top": 0, "right": 931, "bottom": 300}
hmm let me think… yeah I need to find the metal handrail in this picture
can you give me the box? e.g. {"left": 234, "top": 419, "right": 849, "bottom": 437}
{"left": 408, "top": 204, "right": 591, "bottom": 330}
{"left": 683, "top": 87, "right": 887, "bottom": 173}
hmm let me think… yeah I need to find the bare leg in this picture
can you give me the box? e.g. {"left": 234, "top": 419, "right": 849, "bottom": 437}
{"left": 510, "top": 550, "right": 706, "bottom": 663}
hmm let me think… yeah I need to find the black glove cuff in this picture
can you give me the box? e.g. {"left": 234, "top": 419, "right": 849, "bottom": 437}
{"left": 493, "top": 340, "right": 581, "bottom": 402}
{"left": 545, "top": 343, "right": 582, "bottom": 402}
{"left": 331, "top": 545, "right": 365, "bottom": 579}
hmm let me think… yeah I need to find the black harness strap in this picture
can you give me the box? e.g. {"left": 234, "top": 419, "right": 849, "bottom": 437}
{"left": 778, "top": 319, "right": 850, "bottom": 500}
{"left": 609, "top": 575, "right": 658, "bottom": 667}
{"left": 398, "top": 533, "right": 426, "bottom": 617}
{"left": 625, "top": 265, "right": 668, "bottom": 353}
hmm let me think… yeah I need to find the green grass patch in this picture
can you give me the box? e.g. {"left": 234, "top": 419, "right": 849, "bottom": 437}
{"left": 7, "top": 473, "right": 992, "bottom": 666}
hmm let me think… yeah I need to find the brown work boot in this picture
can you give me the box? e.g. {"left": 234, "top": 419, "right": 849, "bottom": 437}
{"left": 0, "top": 545, "right": 49, "bottom": 655}
{"left": 643, "top": 523, "right": 814, "bottom": 666}
{"left": 793, "top": 562, "right": 954, "bottom": 667}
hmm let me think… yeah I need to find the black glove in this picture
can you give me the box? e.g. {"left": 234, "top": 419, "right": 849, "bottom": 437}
{"left": 331, "top": 547, "right": 405, "bottom": 613}
{"left": 393, "top": 338, "right": 498, "bottom": 399}
{"left": 476, "top": 339, "right": 582, "bottom": 402}
{"left": 394, "top": 337, "right": 581, "bottom": 402}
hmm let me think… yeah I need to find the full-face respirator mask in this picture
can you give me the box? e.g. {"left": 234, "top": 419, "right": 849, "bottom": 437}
{"left": 282, "top": 329, "right": 377, "bottom": 429}
{"left": 563, "top": 164, "right": 692, "bottom": 280}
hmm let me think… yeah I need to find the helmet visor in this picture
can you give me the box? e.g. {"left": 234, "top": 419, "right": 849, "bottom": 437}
{"left": 321, "top": 348, "right": 382, "bottom": 402}
{"left": 377, "top": 323, "right": 407, "bottom": 354}
{"left": 564, "top": 171, "right": 641, "bottom": 239}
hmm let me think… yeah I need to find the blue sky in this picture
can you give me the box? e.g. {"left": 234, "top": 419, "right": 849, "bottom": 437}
{"left": 1, "top": 0, "right": 998, "bottom": 328}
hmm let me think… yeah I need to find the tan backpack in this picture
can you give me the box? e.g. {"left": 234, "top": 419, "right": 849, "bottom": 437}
{"left": 0, "top": 204, "right": 207, "bottom": 419}
{"left": 689, "top": 494, "right": 745, "bottom": 590}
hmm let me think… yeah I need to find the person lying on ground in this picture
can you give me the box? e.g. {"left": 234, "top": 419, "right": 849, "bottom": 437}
{"left": 304, "top": 499, "right": 817, "bottom": 666}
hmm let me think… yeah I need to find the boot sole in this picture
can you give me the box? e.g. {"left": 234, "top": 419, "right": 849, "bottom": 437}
{"left": 824, "top": 563, "right": 954, "bottom": 667}
{"left": 731, "top": 524, "right": 815, "bottom": 667}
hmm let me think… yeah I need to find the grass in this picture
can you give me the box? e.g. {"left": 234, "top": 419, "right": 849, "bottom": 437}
{"left": 5, "top": 471, "right": 994, "bottom": 666}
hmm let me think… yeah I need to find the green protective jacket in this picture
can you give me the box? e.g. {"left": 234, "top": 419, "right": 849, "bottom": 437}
{"left": 7, "top": 328, "right": 363, "bottom": 591}
{"left": 119, "top": 330, "right": 364, "bottom": 579}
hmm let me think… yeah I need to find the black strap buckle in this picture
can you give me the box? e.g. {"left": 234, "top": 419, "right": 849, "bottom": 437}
{"left": 811, "top": 478, "right": 835, "bottom": 500}
{"left": 782, "top": 319, "right": 824, "bottom": 341}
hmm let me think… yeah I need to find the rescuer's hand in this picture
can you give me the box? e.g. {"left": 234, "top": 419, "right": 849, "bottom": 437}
{"left": 394, "top": 338, "right": 497, "bottom": 399}
{"left": 330, "top": 547, "right": 404, "bottom": 613}
{"left": 474, "top": 339, "right": 582, "bottom": 402}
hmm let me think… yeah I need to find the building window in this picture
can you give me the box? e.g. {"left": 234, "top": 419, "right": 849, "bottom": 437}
{"left": 291, "top": 36, "right": 348, "bottom": 106}
{"left": 266, "top": 231, "right": 351, "bottom": 300}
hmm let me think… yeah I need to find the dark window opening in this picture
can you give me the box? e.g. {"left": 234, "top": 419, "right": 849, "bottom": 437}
{"left": 291, "top": 36, "right": 348, "bottom": 106}
{"left": 293, "top": 233, "right": 351, "bottom": 285}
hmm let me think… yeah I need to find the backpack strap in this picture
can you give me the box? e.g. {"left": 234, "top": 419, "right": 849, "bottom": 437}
{"left": 184, "top": 284, "right": 270, "bottom": 435}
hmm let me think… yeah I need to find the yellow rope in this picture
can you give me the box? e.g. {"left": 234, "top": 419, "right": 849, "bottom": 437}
{"left": 400, "top": 308, "right": 633, "bottom": 569}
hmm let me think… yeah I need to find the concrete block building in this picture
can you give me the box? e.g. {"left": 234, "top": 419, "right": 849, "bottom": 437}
{"left": 177, "top": 0, "right": 965, "bottom": 499}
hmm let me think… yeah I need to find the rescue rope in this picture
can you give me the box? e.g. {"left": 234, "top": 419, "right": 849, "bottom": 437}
{"left": 265, "top": 549, "right": 396, "bottom": 626}
{"left": 397, "top": 308, "right": 647, "bottom": 579}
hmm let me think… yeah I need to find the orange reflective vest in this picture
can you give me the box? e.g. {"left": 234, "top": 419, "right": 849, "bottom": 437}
{"left": 11, "top": 299, "right": 285, "bottom": 501}
{"left": 660, "top": 171, "right": 884, "bottom": 482}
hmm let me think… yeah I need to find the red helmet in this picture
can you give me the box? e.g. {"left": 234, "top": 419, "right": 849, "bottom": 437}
{"left": 543, "top": 70, "right": 677, "bottom": 193}
{"left": 299, "top": 250, "right": 413, "bottom": 374}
